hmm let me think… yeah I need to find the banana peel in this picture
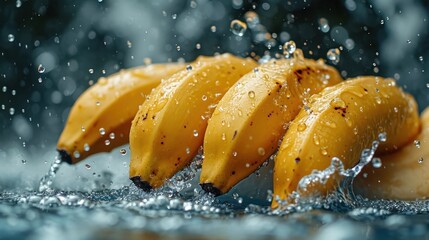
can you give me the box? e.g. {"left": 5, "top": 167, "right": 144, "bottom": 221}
{"left": 57, "top": 63, "right": 185, "bottom": 164}
{"left": 272, "top": 76, "right": 420, "bottom": 208}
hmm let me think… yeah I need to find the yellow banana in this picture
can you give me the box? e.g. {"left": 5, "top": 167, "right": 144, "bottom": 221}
{"left": 129, "top": 54, "right": 257, "bottom": 191}
{"left": 57, "top": 63, "right": 185, "bottom": 164}
{"left": 272, "top": 76, "right": 420, "bottom": 208}
{"left": 355, "top": 106, "right": 429, "bottom": 200}
{"left": 200, "top": 57, "right": 342, "bottom": 195}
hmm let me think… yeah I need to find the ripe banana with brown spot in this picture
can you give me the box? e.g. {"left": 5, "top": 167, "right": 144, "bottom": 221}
{"left": 129, "top": 54, "right": 257, "bottom": 191}
{"left": 199, "top": 58, "right": 342, "bottom": 196}
{"left": 355, "top": 106, "right": 429, "bottom": 200}
{"left": 57, "top": 63, "right": 185, "bottom": 164}
{"left": 272, "top": 76, "right": 420, "bottom": 208}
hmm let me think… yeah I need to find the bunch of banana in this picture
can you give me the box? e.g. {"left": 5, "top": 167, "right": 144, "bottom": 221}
{"left": 57, "top": 52, "right": 425, "bottom": 209}
{"left": 354, "top": 107, "right": 429, "bottom": 200}
{"left": 200, "top": 56, "right": 342, "bottom": 195}
{"left": 57, "top": 63, "right": 185, "bottom": 164}
{"left": 129, "top": 54, "right": 257, "bottom": 190}
{"left": 271, "top": 76, "right": 420, "bottom": 208}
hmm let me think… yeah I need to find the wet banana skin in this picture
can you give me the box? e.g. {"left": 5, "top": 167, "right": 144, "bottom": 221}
{"left": 272, "top": 76, "right": 420, "bottom": 208}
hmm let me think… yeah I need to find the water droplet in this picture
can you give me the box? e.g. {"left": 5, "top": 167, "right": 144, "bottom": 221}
{"left": 16, "top": 0, "right": 22, "bottom": 8}
{"left": 372, "top": 157, "right": 382, "bottom": 168}
{"left": 105, "top": 140, "right": 110, "bottom": 145}
{"left": 414, "top": 140, "right": 421, "bottom": 148}
{"left": 73, "top": 151, "right": 81, "bottom": 158}
{"left": 257, "top": 147, "right": 266, "bottom": 156}
{"left": 244, "top": 11, "right": 260, "bottom": 29}
{"left": 418, "top": 157, "right": 424, "bottom": 164}
{"left": 297, "top": 122, "right": 307, "bottom": 132}
{"left": 407, "top": 40, "right": 411, "bottom": 44}
{"left": 109, "top": 132, "right": 115, "bottom": 139}
{"left": 374, "top": 96, "right": 382, "bottom": 104}
{"left": 253, "top": 68, "right": 259, "bottom": 73}
{"left": 84, "top": 143, "right": 90, "bottom": 152}
{"left": 330, "top": 97, "right": 346, "bottom": 109}
{"left": 127, "top": 40, "right": 132, "bottom": 48}
{"left": 283, "top": 40, "right": 296, "bottom": 58}
{"left": 96, "top": 101, "right": 101, "bottom": 106}
{"left": 378, "top": 132, "right": 387, "bottom": 142}
{"left": 195, "top": 43, "right": 201, "bottom": 49}
{"left": 221, "top": 133, "right": 226, "bottom": 141}
{"left": 201, "top": 95, "right": 207, "bottom": 101}
{"left": 21, "top": 159, "right": 26, "bottom": 164}
{"left": 419, "top": 56, "right": 424, "bottom": 62}
{"left": 186, "top": 65, "right": 192, "bottom": 71}
{"left": 99, "top": 128, "right": 106, "bottom": 135}
{"left": 81, "top": 126, "right": 86, "bottom": 132}
{"left": 38, "top": 64, "right": 45, "bottom": 73}
{"left": 120, "top": 148, "right": 127, "bottom": 155}
{"left": 327, "top": 48, "right": 340, "bottom": 65}
{"left": 230, "top": 20, "right": 247, "bottom": 36}
{"left": 318, "top": 18, "right": 330, "bottom": 33}
{"left": 9, "top": 108, "right": 15, "bottom": 115}
{"left": 89, "top": 69, "right": 94, "bottom": 74}
{"left": 232, "top": 151, "right": 238, "bottom": 157}
{"left": 8, "top": 34, "right": 15, "bottom": 42}
{"left": 210, "top": 25, "right": 217, "bottom": 32}
{"left": 248, "top": 91, "right": 255, "bottom": 99}
{"left": 313, "top": 134, "right": 320, "bottom": 145}
{"left": 186, "top": 147, "right": 191, "bottom": 155}
{"left": 193, "top": 130, "right": 199, "bottom": 137}
{"left": 320, "top": 148, "right": 328, "bottom": 156}
{"left": 85, "top": 164, "right": 91, "bottom": 169}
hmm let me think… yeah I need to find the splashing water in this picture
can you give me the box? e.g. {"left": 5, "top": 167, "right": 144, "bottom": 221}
{"left": 38, "top": 156, "right": 63, "bottom": 192}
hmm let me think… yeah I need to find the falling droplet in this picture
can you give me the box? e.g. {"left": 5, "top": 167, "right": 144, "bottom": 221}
{"left": 283, "top": 40, "right": 296, "bottom": 58}
{"left": 414, "top": 140, "right": 421, "bottom": 148}
{"left": 127, "top": 40, "right": 132, "bottom": 48}
{"left": 38, "top": 64, "right": 46, "bottom": 73}
{"left": 248, "top": 91, "right": 255, "bottom": 99}
{"left": 16, "top": 0, "right": 22, "bottom": 8}
{"left": 99, "top": 128, "right": 106, "bottom": 135}
{"left": 120, "top": 148, "right": 127, "bottom": 155}
{"left": 9, "top": 108, "right": 15, "bottom": 115}
{"left": 89, "top": 69, "right": 94, "bottom": 74}
{"left": 318, "top": 18, "right": 330, "bottom": 33}
{"left": 8, "top": 34, "right": 15, "bottom": 42}
{"left": 210, "top": 25, "right": 217, "bottom": 32}
{"left": 327, "top": 48, "right": 340, "bottom": 65}
{"left": 230, "top": 20, "right": 247, "bottom": 36}
{"left": 419, "top": 56, "right": 424, "bottom": 62}
{"left": 372, "top": 157, "right": 382, "bottom": 168}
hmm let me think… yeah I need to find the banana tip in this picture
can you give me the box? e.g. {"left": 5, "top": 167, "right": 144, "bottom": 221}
{"left": 130, "top": 176, "right": 153, "bottom": 192}
{"left": 200, "top": 183, "right": 222, "bottom": 196}
{"left": 57, "top": 149, "right": 72, "bottom": 164}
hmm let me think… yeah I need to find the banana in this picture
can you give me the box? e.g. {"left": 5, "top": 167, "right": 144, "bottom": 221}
{"left": 200, "top": 57, "right": 342, "bottom": 196}
{"left": 129, "top": 54, "right": 257, "bottom": 191}
{"left": 355, "top": 106, "right": 429, "bottom": 200}
{"left": 272, "top": 76, "right": 420, "bottom": 208}
{"left": 57, "top": 63, "right": 185, "bottom": 164}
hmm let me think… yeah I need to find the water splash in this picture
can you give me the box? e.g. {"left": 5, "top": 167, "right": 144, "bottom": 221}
{"left": 38, "top": 156, "right": 63, "bottom": 192}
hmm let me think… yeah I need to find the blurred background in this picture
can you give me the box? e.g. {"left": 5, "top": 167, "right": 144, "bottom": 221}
{"left": 0, "top": 0, "right": 428, "bottom": 190}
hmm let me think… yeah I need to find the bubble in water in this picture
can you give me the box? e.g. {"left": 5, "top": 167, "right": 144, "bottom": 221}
{"left": 283, "top": 40, "right": 296, "bottom": 58}
{"left": 318, "top": 18, "right": 330, "bottom": 33}
{"left": 38, "top": 64, "right": 45, "bottom": 73}
{"left": 244, "top": 11, "right": 260, "bottom": 29}
{"left": 186, "top": 65, "right": 192, "bottom": 71}
{"left": 248, "top": 91, "right": 255, "bottom": 99}
{"left": 193, "top": 130, "right": 199, "bottom": 137}
{"left": 230, "top": 20, "right": 247, "bottom": 36}
{"left": 414, "top": 140, "right": 421, "bottom": 148}
{"left": 85, "top": 164, "right": 91, "bottom": 169}
{"left": 327, "top": 48, "right": 340, "bottom": 65}
{"left": 99, "top": 128, "right": 106, "bottom": 135}
{"left": 8, "top": 34, "right": 15, "bottom": 42}
{"left": 120, "top": 148, "right": 127, "bottom": 155}
{"left": 372, "top": 157, "right": 382, "bottom": 168}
